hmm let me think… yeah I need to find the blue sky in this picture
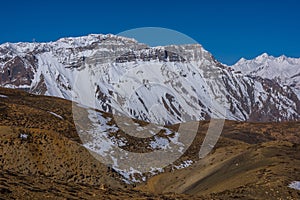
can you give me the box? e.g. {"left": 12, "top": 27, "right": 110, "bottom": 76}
{"left": 1, "top": 0, "right": 299, "bottom": 64}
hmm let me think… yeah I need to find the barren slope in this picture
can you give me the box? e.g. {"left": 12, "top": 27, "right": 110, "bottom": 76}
{"left": 1, "top": 87, "right": 300, "bottom": 199}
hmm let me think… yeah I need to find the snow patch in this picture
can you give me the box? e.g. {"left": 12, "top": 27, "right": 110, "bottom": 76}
{"left": 19, "top": 133, "right": 29, "bottom": 139}
{"left": 0, "top": 94, "right": 8, "bottom": 98}
{"left": 289, "top": 181, "right": 300, "bottom": 190}
{"left": 48, "top": 111, "right": 63, "bottom": 119}
{"left": 173, "top": 160, "right": 193, "bottom": 169}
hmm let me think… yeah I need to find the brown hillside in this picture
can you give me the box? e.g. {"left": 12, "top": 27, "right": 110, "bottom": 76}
{"left": 1, "top": 87, "right": 300, "bottom": 199}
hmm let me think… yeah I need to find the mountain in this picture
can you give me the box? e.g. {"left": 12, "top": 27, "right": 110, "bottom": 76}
{"left": 1, "top": 87, "right": 300, "bottom": 199}
{"left": 232, "top": 53, "right": 300, "bottom": 97}
{"left": 1, "top": 34, "right": 300, "bottom": 123}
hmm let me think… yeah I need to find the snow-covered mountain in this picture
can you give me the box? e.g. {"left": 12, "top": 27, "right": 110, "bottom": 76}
{"left": 232, "top": 53, "right": 300, "bottom": 96}
{"left": 1, "top": 34, "right": 300, "bottom": 123}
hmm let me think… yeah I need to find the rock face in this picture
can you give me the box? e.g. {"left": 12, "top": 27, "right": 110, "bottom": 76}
{"left": 0, "top": 34, "right": 300, "bottom": 123}
{"left": 0, "top": 55, "right": 35, "bottom": 87}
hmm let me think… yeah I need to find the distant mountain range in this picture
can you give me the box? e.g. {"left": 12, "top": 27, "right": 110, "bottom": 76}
{"left": 0, "top": 34, "right": 299, "bottom": 123}
{"left": 232, "top": 53, "right": 300, "bottom": 96}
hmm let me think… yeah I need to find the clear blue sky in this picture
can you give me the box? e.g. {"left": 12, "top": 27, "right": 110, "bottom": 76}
{"left": 1, "top": 0, "right": 299, "bottom": 64}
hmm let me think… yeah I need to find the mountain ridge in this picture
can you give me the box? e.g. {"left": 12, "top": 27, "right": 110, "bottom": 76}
{"left": 232, "top": 53, "right": 300, "bottom": 97}
{"left": 1, "top": 34, "right": 300, "bottom": 124}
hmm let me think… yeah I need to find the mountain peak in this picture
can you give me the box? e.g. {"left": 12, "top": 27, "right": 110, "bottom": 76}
{"left": 260, "top": 52, "right": 269, "bottom": 57}
{"left": 53, "top": 33, "right": 141, "bottom": 48}
{"left": 236, "top": 57, "right": 247, "bottom": 64}
{"left": 255, "top": 53, "right": 271, "bottom": 62}
{"left": 276, "top": 54, "right": 287, "bottom": 62}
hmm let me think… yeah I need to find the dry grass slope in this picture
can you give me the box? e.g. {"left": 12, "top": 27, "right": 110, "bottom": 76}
{"left": 1, "top": 87, "right": 300, "bottom": 199}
